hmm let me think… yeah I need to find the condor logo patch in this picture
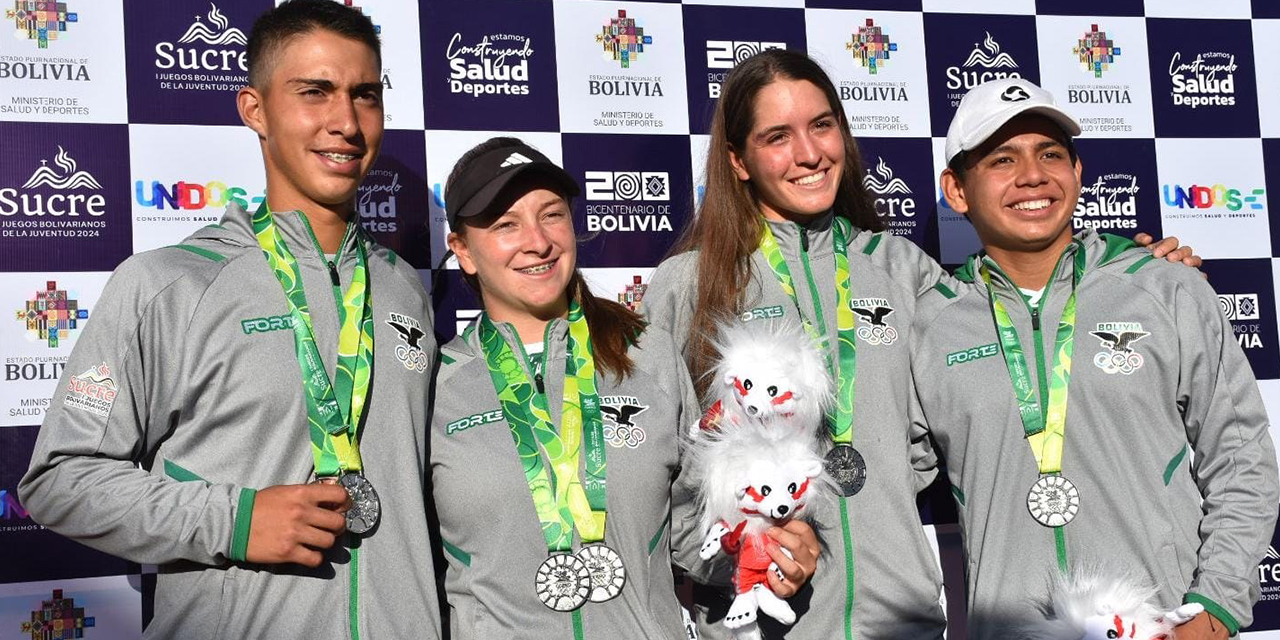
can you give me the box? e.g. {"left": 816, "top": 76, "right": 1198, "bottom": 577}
{"left": 851, "top": 297, "right": 898, "bottom": 345}
{"left": 1090, "top": 322, "right": 1150, "bottom": 375}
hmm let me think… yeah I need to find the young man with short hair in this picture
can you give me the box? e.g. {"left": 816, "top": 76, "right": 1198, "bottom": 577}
{"left": 20, "top": 2, "right": 441, "bottom": 637}
{"left": 910, "top": 78, "right": 1277, "bottom": 640}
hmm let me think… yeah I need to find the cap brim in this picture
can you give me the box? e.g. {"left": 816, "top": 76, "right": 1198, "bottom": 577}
{"left": 451, "top": 164, "right": 581, "bottom": 225}
{"left": 962, "top": 104, "right": 1082, "bottom": 157}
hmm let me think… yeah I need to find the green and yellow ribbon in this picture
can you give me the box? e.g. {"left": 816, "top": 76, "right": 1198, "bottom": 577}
{"left": 251, "top": 204, "right": 374, "bottom": 477}
{"left": 757, "top": 217, "right": 857, "bottom": 444}
{"left": 478, "top": 301, "right": 607, "bottom": 551}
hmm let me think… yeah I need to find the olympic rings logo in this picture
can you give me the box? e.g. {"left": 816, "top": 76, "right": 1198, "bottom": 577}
{"left": 395, "top": 344, "right": 429, "bottom": 373}
{"left": 1093, "top": 350, "right": 1143, "bottom": 375}
{"left": 856, "top": 325, "right": 899, "bottom": 346}
{"left": 604, "top": 424, "right": 646, "bottom": 449}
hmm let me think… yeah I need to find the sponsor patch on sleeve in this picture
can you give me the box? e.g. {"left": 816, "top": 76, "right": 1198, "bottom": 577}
{"left": 64, "top": 363, "right": 118, "bottom": 418}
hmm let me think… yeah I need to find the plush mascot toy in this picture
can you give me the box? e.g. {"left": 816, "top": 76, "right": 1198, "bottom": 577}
{"left": 698, "top": 321, "right": 833, "bottom": 440}
{"left": 1019, "top": 568, "right": 1205, "bottom": 640}
{"left": 690, "top": 320, "right": 834, "bottom": 640}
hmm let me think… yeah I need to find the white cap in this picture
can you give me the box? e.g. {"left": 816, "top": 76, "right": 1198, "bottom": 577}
{"left": 944, "top": 78, "right": 1081, "bottom": 166}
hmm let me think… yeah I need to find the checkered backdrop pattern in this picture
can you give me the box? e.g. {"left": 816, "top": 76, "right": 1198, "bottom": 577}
{"left": 3, "top": 0, "right": 1280, "bottom": 637}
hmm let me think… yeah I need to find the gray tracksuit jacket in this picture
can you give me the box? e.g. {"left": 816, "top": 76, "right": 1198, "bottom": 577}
{"left": 909, "top": 230, "right": 1278, "bottom": 639}
{"left": 19, "top": 202, "right": 442, "bottom": 639}
{"left": 644, "top": 213, "right": 949, "bottom": 640}
{"left": 429, "top": 318, "right": 701, "bottom": 640}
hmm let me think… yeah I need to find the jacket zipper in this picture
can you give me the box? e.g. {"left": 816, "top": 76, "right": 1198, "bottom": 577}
{"left": 292, "top": 211, "right": 361, "bottom": 640}
{"left": 797, "top": 226, "right": 831, "bottom": 348}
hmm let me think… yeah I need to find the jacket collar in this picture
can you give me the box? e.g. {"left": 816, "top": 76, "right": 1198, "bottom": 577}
{"left": 954, "top": 229, "right": 1135, "bottom": 288}
{"left": 760, "top": 210, "right": 838, "bottom": 257}
{"left": 215, "top": 201, "right": 365, "bottom": 263}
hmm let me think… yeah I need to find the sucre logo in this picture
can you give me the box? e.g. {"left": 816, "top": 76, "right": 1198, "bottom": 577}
{"left": 151, "top": 2, "right": 248, "bottom": 95}
{"left": 945, "top": 31, "right": 1021, "bottom": 97}
{"left": 1, "top": 146, "right": 105, "bottom": 218}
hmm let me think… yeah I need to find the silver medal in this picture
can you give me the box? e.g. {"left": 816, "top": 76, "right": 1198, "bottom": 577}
{"left": 536, "top": 553, "right": 592, "bottom": 612}
{"left": 338, "top": 473, "right": 381, "bottom": 535}
{"left": 824, "top": 445, "right": 867, "bottom": 497}
{"left": 577, "top": 544, "right": 627, "bottom": 603}
{"left": 1027, "top": 475, "right": 1080, "bottom": 527}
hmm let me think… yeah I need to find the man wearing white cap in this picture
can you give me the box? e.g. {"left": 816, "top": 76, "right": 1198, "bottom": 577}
{"left": 908, "top": 77, "right": 1277, "bottom": 639}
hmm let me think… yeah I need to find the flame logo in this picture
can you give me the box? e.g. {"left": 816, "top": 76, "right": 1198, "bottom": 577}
{"left": 177, "top": 3, "right": 248, "bottom": 46}
{"left": 862, "top": 157, "right": 912, "bottom": 195}
{"left": 21, "top": 145, "right": 103, "bottom": 190}
{"left": 962, "top": 31, "right": 1018, "bottom": 69}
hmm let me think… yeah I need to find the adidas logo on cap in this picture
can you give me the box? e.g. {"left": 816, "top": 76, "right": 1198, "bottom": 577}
{"left": 500, "top": 152, "right": 533, "bottom": 167}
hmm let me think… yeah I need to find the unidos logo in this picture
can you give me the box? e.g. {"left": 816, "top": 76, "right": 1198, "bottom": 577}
{"left": 7, "top": 0, "right": 78, "bottom": 49}
{"left": 446, "top": 32, "right": 533, "bottom": 97}
{"left": 1076, "top": 173, "right": 1139, "bottom": 231}
{"left": 153, "top": 2, "right": 248, "bottom": 85}
{"left": 706, "top": 40, "right": 783, "bottom": 98}
{"left": 846, "top": 19, "right": 896, "bottom": 75}
{"left": 1073, "top": 24, "right": 1119, "bottom": 79}
{"left": 584, "top": 171, "right": 671, "bottom": 232}
{"left": 135, "top": 178, "right": 262, "bottom": 215}
{"left": 15, "top": 280, "right": 89, "bottom": 347}
{"left": 1, "top": 145, "right": 105, "bottom": 218}
{"left": 1168, "top": 51, "right": 1238, "bottom": 109}
{"left": 945, "top": 31, "right": 1021, "bottom": 95}
{"left": 596, "top": 9, "right": 651, "bottom": 69}
{"left": 1162, "top": 183, "right": 1264, "bottom": 212}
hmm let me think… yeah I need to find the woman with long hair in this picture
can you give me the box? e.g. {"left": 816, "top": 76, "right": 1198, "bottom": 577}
{"left": 428, "top": 137, "right": 817, "bottom": 639}
{"left": 644, "top": 49, "right": 1192, "bottom": 639}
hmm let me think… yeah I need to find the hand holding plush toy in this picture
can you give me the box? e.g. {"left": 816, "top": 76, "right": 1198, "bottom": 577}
{"left": 690, "top": 320, "right": 834, "bottom": 640}
{"left": 1020, "top": 568, "right": 1205, "bottom": 640}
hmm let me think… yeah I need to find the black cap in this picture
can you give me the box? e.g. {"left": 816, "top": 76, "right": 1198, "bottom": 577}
{"left": 444, "top": 141, "right": 580, "bottom": 230}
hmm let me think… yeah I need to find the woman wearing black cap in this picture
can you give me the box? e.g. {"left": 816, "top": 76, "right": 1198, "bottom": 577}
{"left": 426, "top": 137, "right": 816, "bottom": 639}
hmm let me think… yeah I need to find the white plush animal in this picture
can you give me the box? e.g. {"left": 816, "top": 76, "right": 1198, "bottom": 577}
{"left": 694, "top": 427, "right": 828, "bottom": 639}
{"left": 701, "top": 320, "right": 833, "bottom": 440}
{"left": 1020, "top": 568, "right": 1204, "bottom": 640}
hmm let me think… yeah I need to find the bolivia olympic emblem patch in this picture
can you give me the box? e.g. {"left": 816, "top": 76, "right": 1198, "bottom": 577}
{"left": 1089, "top": 322, "right": 1150, "bottom": 375}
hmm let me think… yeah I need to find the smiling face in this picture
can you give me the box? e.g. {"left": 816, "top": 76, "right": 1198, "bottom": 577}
{"left": 238, "top": 28, "right": 384, "bottom": 217}
{"left": 941, "top": 114, "right": 1082, "bottom": 255}
{"left": 729, "top": 78, "right": 845, "bottom": 223}
{"left": 448, "top": 183, "right": 576, "bottom": 326}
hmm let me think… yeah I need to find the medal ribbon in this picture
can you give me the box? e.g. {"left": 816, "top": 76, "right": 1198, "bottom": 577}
{"left": 979, "top": 242, "right": 1086, "bottom": 475}
{"left": 758, "top": 217, "right": 857, "bottom": 444}
{"left": 252, "top": 205, "right": 374, "bottom": 476}
{"left": 478, "top": 301, "right": 607, "bottom": 552}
